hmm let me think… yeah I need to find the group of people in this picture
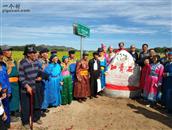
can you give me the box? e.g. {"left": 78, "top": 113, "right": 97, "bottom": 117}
{"left": 138, "top": 44, "right": 172, "bottom": 110}
{"left": 0, "top": 42, "right": 171, "bottom": 130}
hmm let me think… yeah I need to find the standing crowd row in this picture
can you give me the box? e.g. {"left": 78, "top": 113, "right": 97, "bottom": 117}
{"left": 0, "top": 42, "right": 171, "bottom": 130}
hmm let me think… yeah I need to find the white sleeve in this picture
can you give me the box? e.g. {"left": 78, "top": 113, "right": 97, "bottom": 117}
{"left": 0, "top": 99, "right": 4, "bottom": 116}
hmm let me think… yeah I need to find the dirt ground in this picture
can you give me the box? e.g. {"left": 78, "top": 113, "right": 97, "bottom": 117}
{"left": 10, "top": 96, "right": 172, "bottom": 130}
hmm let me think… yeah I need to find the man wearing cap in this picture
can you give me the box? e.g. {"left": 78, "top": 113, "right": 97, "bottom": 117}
{"left": 163, "top": 51, "right": 172, "bottom": 113}
{"left": 68, "top": 50, "right": 77, "bottom": 87}
{"left": 129, "top": 45, "right": 139, "bottom": 64}
{"left": 74, "top": 51, "right": 90, "bottom": 102}
{"left": 2, "top": 46, "right": 20, "bottom": 123}
{"left": 0, "top": 48, "right": 11, "bottom": 128}
{"left": 89, "top": 51, "right": 101, "bottom": 98}
{"left": 19, "top": 45, "right": 43, "bottom": 129}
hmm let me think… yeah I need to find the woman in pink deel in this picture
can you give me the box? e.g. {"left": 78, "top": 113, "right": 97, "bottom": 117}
{"left": 146, "top": 55, "right": 164, "bottom": 106}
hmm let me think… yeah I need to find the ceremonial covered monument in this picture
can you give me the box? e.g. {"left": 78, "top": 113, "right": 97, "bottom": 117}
{"left": 104, "top": 50, "right": 141, "bottom": 98}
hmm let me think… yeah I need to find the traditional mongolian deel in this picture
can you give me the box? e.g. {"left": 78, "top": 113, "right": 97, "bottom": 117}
{"left": 61, "top": 62, "right": 73, "bottom": 105}
{"left": 3, "top": 57, "right": 20, "bottom": 112}
{"left": 105, "top": 50, "right": 141, "bottom": 98}
{"left": 0, "top": 63, "right": 11, "bottom": 127}
{"left": 44, "top": 63, "right": 63, "bottom": 107}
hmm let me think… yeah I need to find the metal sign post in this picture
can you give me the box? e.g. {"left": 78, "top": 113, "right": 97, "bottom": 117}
{"left": 73, "top": 23, "right": 90, "bottom": 59}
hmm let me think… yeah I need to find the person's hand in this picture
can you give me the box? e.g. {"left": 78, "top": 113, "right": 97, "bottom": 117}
{"left": 8, "top": 94, "right": 11, "bottom": 98}
{"left": 36, "top": 77, "right": 42, "bottom": 81}
{"left": 60, "top": 82, "right": 64, "bottom": 86}
{"left": 2, "top": 113, "right": 7, "bottom": 121}
{"left": 26, "top": 85, "right": 33, "bottom": 95}
{"left": 1, "top": 93, "right": 7, "bottom": 100}
{"left": 78, "top": 78, "right": 82, "bottom": 82}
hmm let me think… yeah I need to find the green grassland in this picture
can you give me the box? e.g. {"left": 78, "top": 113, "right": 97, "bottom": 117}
{"left": 12, "top": 51, "right": 94, "bottom": 62}
{"left": 12, "top": 51, "right": 165, "bottom": 63}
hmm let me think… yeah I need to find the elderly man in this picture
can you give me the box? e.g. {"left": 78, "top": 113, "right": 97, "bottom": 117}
{"left": 138, "top": 43, "right": 150, "bottom": 67}
{"left": 129, "top": 45, "right": 139, "bottom": 63}
{"left": 115, "top": 42, "right": 127, "bottom": 53}
{"left": 19, "top": 45, "right": 43, "bottom": 129}
{"left": 89, "top": 51, "right": 101, "bottom": 98}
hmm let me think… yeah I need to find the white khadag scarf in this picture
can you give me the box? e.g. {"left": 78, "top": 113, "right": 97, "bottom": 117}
{"left": 0, "top": 99, "right": 4, "bottom": 116}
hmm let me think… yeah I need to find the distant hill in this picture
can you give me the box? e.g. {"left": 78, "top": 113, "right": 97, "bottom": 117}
{"left": 0, "top": 44, "right": 76, "bottom": 51}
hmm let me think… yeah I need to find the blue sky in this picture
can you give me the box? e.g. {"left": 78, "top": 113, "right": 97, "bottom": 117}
{"left": 1, "top": 0, "right": 172, "bottom": 50}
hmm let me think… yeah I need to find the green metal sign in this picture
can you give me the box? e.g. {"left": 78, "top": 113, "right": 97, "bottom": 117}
{"left": 73, "top": 23, "right": 90, "bottom": 37}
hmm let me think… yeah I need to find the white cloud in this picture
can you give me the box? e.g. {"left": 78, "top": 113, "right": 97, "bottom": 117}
{"left": 15, "top": 0, "right": 171, "bottom": 28}
{"left": 2, "top": 26, "right": 73, "bottom": 39}
{"left": 2, "top": 24, "right": 157, "bottom": 41}
{"left": 92, "top": 25, "right": 157, "bottom": 34}
{"left": 1, "top": 0, "right": 171, "bottom": 48}
{"left": 2, "top": 0, "right": 171, "bottom": 32}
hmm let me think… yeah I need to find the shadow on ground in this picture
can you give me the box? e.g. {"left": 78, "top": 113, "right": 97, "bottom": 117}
{"left": 127, "top": 103, "right": 172, "bottom": 129}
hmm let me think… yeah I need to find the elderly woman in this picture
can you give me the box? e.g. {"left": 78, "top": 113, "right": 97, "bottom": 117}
{"left": 149, "top": 48, "right": 156, "bottom": 64}
{"left": 145, "top": 55, "right": 164, "bottom": 107}
{"left": 61, "top": 56, "right": 73, "bottom": 105}
{"left": 107, "top": 46, "right": 115, "bottom": 65}
{"left": 74, "top": 51, "right": 91, "bottom": 103}
{"left": 44, "top": 55, "right": 63, "bottom": 107}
